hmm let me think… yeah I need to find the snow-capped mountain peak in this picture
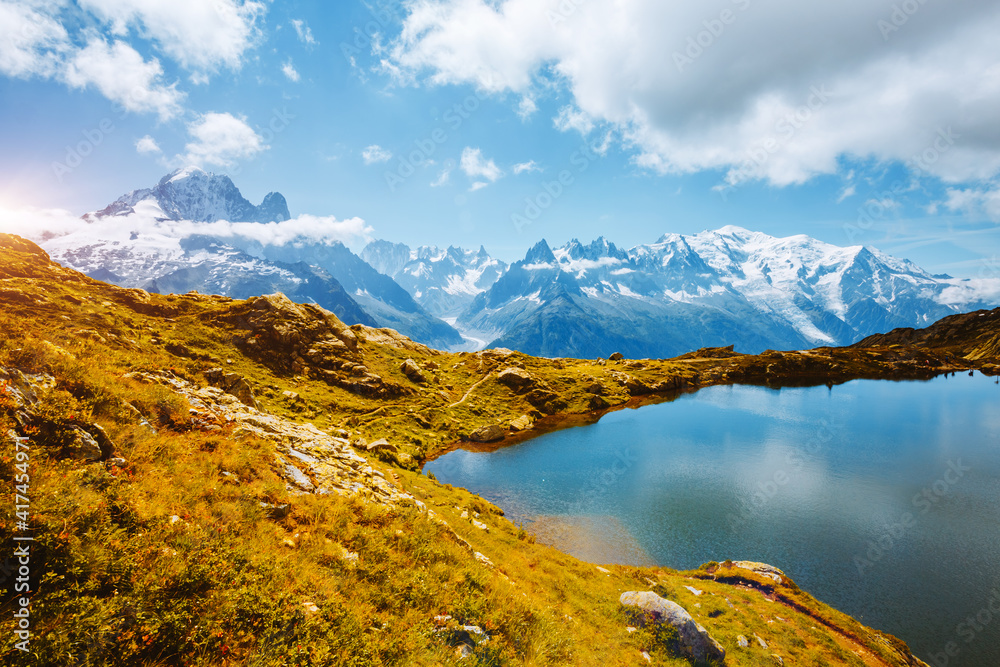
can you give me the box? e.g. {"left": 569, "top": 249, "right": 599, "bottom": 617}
{"left": 457, "top": 227, "right": 1000, "bottom": 358}
{"left": 88, "top": 167, "right": 291, "bottom": 224}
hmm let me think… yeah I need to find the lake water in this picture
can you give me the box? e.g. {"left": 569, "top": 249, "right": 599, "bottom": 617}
{"left": 425, "top": 373, "right": 1000, "bottom": 667}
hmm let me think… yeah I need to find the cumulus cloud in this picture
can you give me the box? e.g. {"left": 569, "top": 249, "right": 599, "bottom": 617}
{"left": 0, "top": 2, "right": 70, "bottom": 79}
{"left": 136, "top": 135, "right": 161, "bottom": 154}
{"left": 385, "top": 0, "right": 1000, "bottom": 188}
{"left": 468, "top": 181, "right": 488, "bottom": 192}
{"left": 944, "top": 186, "right": 1000, "bottom": 222}
{"left": 291, "top": 19, "right": 316, "bottom": 45}
{"left": 282, "top": 60, "right": 300, "bottom": 82}
{"left": 0, "top": 0, "right": 268, "bottom": 118}
{"left": 362, "top": 144, "right": 393, "bottom": 164}
{"left": 78, "top": 0, "right": 265, "bottom": 74}
{"left": 460, "top": 147, "right": 502, "bottom": 183}
{"left": 64, "top": 38, "right": 184, "bottom": 120}
{"left": 182, "top": 112, "right": 267, "bottom": 168}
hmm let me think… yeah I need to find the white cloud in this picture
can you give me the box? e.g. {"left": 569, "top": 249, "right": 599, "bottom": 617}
{"left": 136, "top": 135, "right": 161, "bottom": 154}
{"left": 0, "top": 2, "right": 69, "bottom": 79}
{"left": 0, "top": 205, "right": 374, "bottom": 254}
{"left": 468, "top": 181, "right": 488, "bottom": 192}
{"left": 460, "top": 147, "right": 502, "bottom": 182}
{"left": 553, "top": 105, "right": 593, "bottom": 135}
{"left": 517, "top": 95, "right": 537, "bottom": 120}
{"left": 836, "top": 184, "right": 856, "bottom": 203}
{"left": 282, "top": 60, "right": 300, "bottom": 82}
{"left": 63, "top": 38, "right": 184, "bottom": 120}
{"left": 512, "top": 160, "right": 540, "bottom": 175}
{"left": 431, "top": 167, "right": 451, "bottom": 187}
{"left": 386, "top": 0, "right": 1000, "bottom": 188}
{"left": 182, "top": 112, "right": 267, "bottom": 168}
{"left": 79, "top": 0, "right": 265, "bottom": 74}
{"left": 291, "top": 19, "right": 316, "bottom": 45}
{"left": 864, "top": 197, "right": 900, "bottom": 212}
{"left": 944, "top": 186, "right": 1000, "bottom": 222}
{"left": 362, "top": 145, "right": 393, "bottom": 164}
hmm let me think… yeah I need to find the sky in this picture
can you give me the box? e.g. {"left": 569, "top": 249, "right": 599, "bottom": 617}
{"left": 0, "top": 0, "right": 999, "bottom": 278}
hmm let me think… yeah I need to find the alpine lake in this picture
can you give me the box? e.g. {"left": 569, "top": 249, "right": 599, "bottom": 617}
{"left": 425, "top": 372, "right": 1000, "bottom": 667}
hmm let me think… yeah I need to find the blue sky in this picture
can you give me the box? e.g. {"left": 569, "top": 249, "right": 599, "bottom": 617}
{"left": 1, "top": 0, "right": 999, "bottom": 277}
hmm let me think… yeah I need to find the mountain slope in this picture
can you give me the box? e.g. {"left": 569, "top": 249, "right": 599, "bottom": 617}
{"left": 39, "top": 169, "right": 464, "bottom": 349}
{"left": 461, "top": 228, "right": 1000, "bottom": 358}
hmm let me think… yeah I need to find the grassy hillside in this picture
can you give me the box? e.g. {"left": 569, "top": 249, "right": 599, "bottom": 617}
{"left": 2, "top": 233, "right": 986, "bottom": 666}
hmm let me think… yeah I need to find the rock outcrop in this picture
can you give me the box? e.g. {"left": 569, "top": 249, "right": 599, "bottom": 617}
{"left": 620, "top": 591, "right": 726, "bottom": 664}
{"left": 468, "top": 424, "right": 505, "bottom": 443}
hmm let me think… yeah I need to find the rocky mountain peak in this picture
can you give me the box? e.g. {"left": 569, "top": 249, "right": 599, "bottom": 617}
{"left": 92, "top": 167, "right": 291, "bottom": 223}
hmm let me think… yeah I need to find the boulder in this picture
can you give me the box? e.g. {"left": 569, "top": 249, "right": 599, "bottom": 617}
{"left": 609, "top": 352, "right": 625, "bottom": 361}
{"left": 509, "top": 415, "right": 534, "bottom": 432}
{"left": 259, "top": 502, "right": 291, "bottom": 519}
{"left": 733, "top": 561, "right": 785, "bottom": 583}
{"left": 619, "top": 591, "right": 726, "bottom": 664}
{"left": 204, "top": 368, "right": 258, "bottom": 408}
{"left": 66, "top": 427, "right": 103, "bottom": 462}
{"left": 366, "top": 438, "right": 398, "bottom": 453}
{"left": 589, "top": 395, "right": 611, "bottom": 411}
{"left": 468, "top": 424, "right": 505, "bottom": 443}
{"left": 497, "top": 367, "right": 534, "bottom": 391}
{"left": 400, "top": 358, "right": 427, "bottom": 383}
{"left": 85, "top": 423, "right": 115, "bottom": 459}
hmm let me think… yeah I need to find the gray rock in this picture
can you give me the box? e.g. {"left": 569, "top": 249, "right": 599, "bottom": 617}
{"left": 737, "top": 634, "right": 749, "bottom": 648}
{"left": 282, "top": 461, "right": 315, "bottom": 492}
{"left": 67, "top": 427, "right": 103, "bottom": 462}
{"left": 497, "top": 367, "right": 534, "bottom": 391}
{"left": 468, "top": 424, "right": 505, "bottom": 443}
{"left": 619, "top": 591, "right": 726, "bottom": 664}
{"left": 400, "top": 358, "right": 426, "bottom": 383}
{"left": 205, "top": 368, "right": 258, "bottom": 408}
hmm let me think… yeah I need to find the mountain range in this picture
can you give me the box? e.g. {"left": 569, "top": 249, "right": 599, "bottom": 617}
{"left": 457, "top": 229, "right": 999, "bottom": 358}
{"left": 43, "top": 168, "right": 464, "bottom": 349}
{"left": 33, "top": 168, "right": 1000, "bottom": 358}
